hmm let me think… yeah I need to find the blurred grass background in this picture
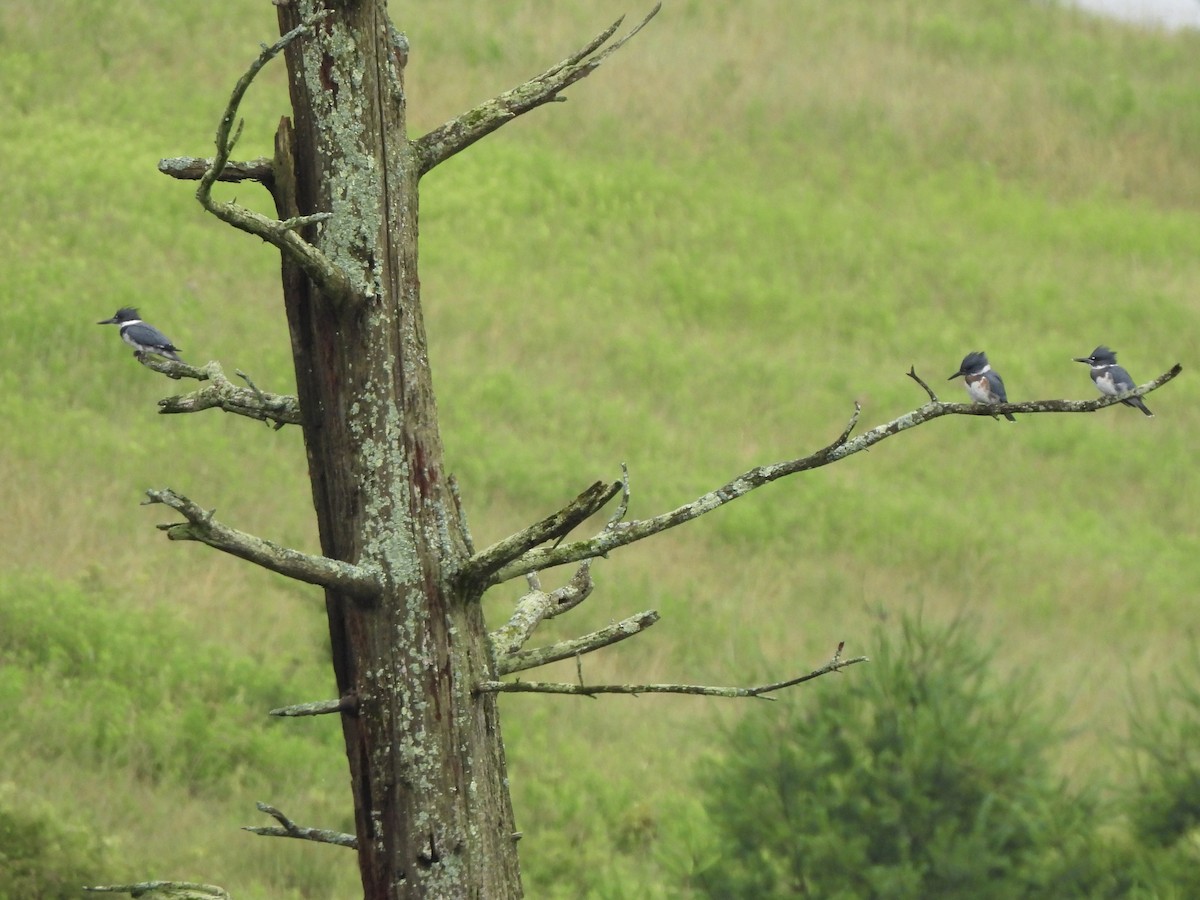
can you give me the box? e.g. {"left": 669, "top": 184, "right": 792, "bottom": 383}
{"left": 0, "top": 0, "right": 1197, "bottom": 896}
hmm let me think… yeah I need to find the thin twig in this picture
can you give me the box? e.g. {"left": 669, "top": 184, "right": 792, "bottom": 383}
{"left": 833, "top": 401, "right": 862, "bottom": 447}
{"left": 906, "top": 366, "right": 938, "bottom": 402}
{"left": 606, "top": 462, "right": 632, "bottom": 528}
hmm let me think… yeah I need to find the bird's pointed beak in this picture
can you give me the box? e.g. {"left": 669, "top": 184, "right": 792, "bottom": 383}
{"left": 1071, "top": 357, "right": 1090, "bottom": 364}
{"left": 97, "top": 317, "right": 116, "bottom": 325}
{"left": 947, "top": 371, "right": 962, "bottom": 381}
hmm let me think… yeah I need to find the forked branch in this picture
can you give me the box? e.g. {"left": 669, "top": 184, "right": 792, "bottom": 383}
{"left": 186, "top": 13, "right": 354, "bottom": 305}
{"left": 488, "top": 564, "right": 599, "bottom": 662}
{"left": 464, "top": 480, "right": 621, "bottom": 584}
{"left": 487, "top": 466, "right": 629, "bottom": 661}
{"left": 243, "top": 801, "right": 357, "bottom": 849}
{"left": 140, "top": 358, "right": 301, "bottom": 427}
{"left": 143, "top": 488, "right": 377, "bottom": 597}
{"left": 490, "top": 365, "right": 1182, "bottom": 584}
{"left": 414, "top": 4, "right": 661, "bottom": 175}
{"left": 481, "top": 642, "right": 868, "bottom": 698}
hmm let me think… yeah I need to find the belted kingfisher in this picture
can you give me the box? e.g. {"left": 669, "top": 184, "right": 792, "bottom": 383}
{"left": 948, "top": 351, "right": 1015, "bottom": 421}
{"left": 1073, "top": 346, "right": 1152, "bottom": 417}
{"left": 97, "top": 307, "right": 183, "bottom": 362}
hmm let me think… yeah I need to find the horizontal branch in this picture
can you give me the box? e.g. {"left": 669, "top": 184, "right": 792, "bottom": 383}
{"left": 463, "top": 480, "right": 620, "bottom": 584}
{"left": 189, "top": 13, "right": 354, "bottom": 306}
{"left": 497, "top": 609, "right": 659, "bottom": 676}
{"left": 143, "top": 359, "right": 301, "bottom": 427}
{"left": 481, "top": 642, "right": 867, "bottom": 698}
{"left": 243, "top": 801, "right": 357, "bottom": 849}
{"left": 159, "top": 155, "right": 273, "bottom": 186}
{"left": 133, "top": 354, "right": 209, "bottom": 381}
{"left": 414, "top": 3, "right": 661, "bottom": 175}
{"left": 490, "top": 365, "right": 1182, "bottom": 584}
{"left": 84, "top": 883, "right": 230, "bottom": 899}
{"left": 269, "top": 695, "right": 356, "bottom": 717}
{"left": 143, "top": 488, "right": 378, "bottom": 597}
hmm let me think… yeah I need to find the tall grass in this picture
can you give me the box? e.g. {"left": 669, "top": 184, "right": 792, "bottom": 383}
{"left": 1, "top": 0, "right": 1197, "bottom": 895}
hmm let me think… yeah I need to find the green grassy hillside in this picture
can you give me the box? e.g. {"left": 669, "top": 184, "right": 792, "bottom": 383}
{"left": 1, "top": 0, "right": 1198, "bottom": 896}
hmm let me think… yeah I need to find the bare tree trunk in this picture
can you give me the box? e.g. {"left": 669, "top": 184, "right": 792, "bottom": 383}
{"left": 271, "top": 2, "right": 520, "bottom": 896}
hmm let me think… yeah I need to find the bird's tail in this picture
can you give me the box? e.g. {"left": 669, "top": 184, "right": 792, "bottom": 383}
{"left": 1124, "top": 396, "right": 1154, "bottom": 417}
{"left": 1003, "top": 412, "right": 1017, "bottom": 422}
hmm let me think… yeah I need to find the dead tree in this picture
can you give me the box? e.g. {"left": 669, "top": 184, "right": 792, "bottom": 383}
{"left": 87, "top": 3, "right": 1181, "bottom": 899}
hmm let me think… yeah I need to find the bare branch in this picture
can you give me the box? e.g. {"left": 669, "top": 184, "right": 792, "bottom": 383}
{"left": 462, "top": 480, "right": 621, "bottom": 583}
{"left": 414, "top": 4, "right": 661, "bottom": 175}
{"left": 189, "top": 13, "right": 354, "bottom": 305}
{"left": 497, "top": 609, "right": 660, "bottom": 676}
{"left": 544, "top": 560, "right": 596, "bottom": 618}
{"left": 132, "top": 354, "right": 207, "bottom": 381}
{"left": 159, "top": 155, "right": 273, "bottom": 186}
{"left": 142, "top": 488, "right": 378, "bottom": 597}
{"left": 270, "top": 694, "right": 357, "bottom": 717}
{"left": 481, "top": 643, "right": 868, "bottom": 697}
{"left": 605, "top": 462, "right": 632, "bottom": 529}
{"left": 490, "top": 365, "right": 1182, "bottom": 584}
{"left": 146, "top": 359, "right": 301, "bottom": 427}
{"left": 486, "top": 465, "right": 626, "bottom": 662}
{"left": 448, "top": 474, "right": 476, "bottom": 554}
{"left": 84, "top": 883, "right": 230, "bottom": 899}
{"left": 490, "top": 582, "right": 555, "bottom": 658}
{"left": 243, "top": 801, "right": 358, "bottom": 849}
{"left": 488, "top": 563, "right": 597, "bottom": 656}
{"left": 833, "top": 401, "right": 863, "bottom": 446}
{"left": 906, "top": 366, "right": 939, "bottom": 402}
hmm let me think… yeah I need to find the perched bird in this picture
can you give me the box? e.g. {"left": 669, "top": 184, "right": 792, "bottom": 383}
{"left": 948, "top": 351, "right": 1015, "bottom": 421}
{"left": 1073, "top": 345, "right": 1153, "bottom": 417}
{"left": 97, "top": 307, "right": 183, "bottom": 362}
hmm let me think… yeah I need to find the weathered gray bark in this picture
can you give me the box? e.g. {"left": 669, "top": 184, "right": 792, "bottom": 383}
{"left": 271, "top": 3, "right": 520, "bottom": 897}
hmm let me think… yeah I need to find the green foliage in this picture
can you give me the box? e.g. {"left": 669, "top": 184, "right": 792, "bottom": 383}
{"left": 0, "top": 786, "right": 106, "bottom": 900}
{"left": 0, "top": 574, "right": 340, "bottom": 798}
{"left": 1119, "top": 642, "right": 1200, "bottom": 893}
{"left": 694, "top": 615, "right": 1123, "bottom": 898}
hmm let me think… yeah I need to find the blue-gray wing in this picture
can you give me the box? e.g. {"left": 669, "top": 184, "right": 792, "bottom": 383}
{"left": 126, "top": 321, "right": 179, "bottom": 352}
{"left": 1109, "top": 364, "right": 1136, "bottom": 392}
{"left": 985, "top": 370, "right": 1008, "bottom": 403}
